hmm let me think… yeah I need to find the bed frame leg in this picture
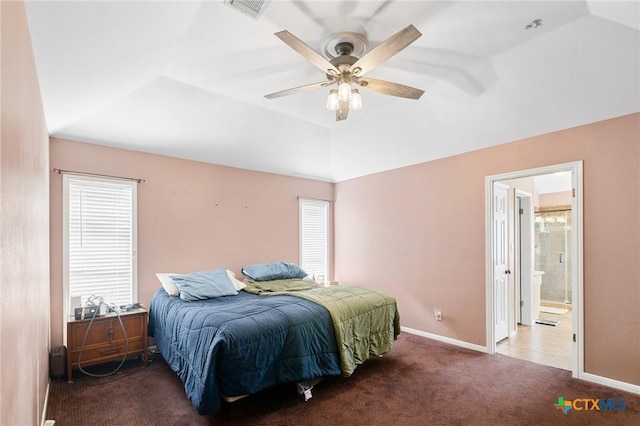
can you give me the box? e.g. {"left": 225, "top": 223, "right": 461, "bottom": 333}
{"left": 297, "top": 383, "right": 313, "bottom": 401}
{"left": 296, "top": 377, "right": 322, "bottom": 401}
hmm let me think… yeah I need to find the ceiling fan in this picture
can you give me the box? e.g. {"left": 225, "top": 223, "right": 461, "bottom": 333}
{"left": 264, "top": 25, "right": 425, "bottom": 121}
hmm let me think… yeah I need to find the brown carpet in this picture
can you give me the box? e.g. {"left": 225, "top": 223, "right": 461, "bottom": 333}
{"left": 47, "top": 333, "right": 639, "bottom": 425}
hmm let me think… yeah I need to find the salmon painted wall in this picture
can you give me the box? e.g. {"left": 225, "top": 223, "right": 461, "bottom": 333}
{"left": 49, "top": 138, "right": 334, "bottom": 346}
{"left": 1, "top": 1, "right": 51, "bottom": 424}
{"left": 334, "top": 113, "right": 640, "bottom": 386}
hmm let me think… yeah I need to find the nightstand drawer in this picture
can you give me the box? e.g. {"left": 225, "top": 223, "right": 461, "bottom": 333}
{"left": 69, "top": 338, "right": 145, "bottom": 365}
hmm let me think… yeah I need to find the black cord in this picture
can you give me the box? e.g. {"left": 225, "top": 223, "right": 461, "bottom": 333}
{"left": 77, "top": 301, "right": 129, "bottom": 378}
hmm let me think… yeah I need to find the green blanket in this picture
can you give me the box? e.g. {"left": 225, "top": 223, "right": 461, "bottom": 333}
{"left": 243, "top": 279, "right": 400, "bottom": 377}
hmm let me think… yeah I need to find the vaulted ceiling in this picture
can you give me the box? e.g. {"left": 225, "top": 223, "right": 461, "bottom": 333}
{"left": 25, "top": 1, "right": 639, "bottom": 182}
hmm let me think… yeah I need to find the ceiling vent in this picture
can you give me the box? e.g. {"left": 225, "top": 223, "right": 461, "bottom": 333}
{"left": 224, "top": 0, "right": 271, "bottom": 20}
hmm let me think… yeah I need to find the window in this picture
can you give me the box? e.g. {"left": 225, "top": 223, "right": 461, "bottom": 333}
{"left": 299, "top": 198, "right": 329, "bottom": 280}
{"left": 63, "top": 175, "right": 137, "bottom": 321}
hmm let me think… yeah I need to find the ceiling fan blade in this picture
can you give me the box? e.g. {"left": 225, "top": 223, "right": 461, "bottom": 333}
{"left": 355, "top": 77, "right": 424, "bottom": 100}
{"left": 350, "top": 25, "right": 422, "bottom": 76}
{"left": 336, "top": 100, "right": 349, "bottom": 121}
{"left": 264, "top": 81, "right": 333, "bottom": 99}
{"left": 275, "top": 30, "right": 339, "bottom": 75}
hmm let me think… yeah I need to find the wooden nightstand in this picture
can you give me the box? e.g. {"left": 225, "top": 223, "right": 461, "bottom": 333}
{"left": 66, "top": 308, "right": 148, "bottom": 383}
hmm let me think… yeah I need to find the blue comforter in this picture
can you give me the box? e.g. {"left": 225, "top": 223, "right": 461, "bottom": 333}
{"left": 149, "top": 289, "right": 341, "bottom": 414}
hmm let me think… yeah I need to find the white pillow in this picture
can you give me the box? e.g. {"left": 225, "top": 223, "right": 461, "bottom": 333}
{"left": 227, "top": 270, "right": 247, "bottom": 291}
{"left": 156, "top": 273, "right": 180, "bottom": 296}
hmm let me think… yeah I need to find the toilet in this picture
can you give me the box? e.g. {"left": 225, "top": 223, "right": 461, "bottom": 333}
{"left": 532, "top": 271, "right": 545, "bottom": 320}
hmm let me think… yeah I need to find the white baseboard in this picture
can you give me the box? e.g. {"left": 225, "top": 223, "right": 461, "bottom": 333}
{"left": 401, "top": 326, "right": 488, "bottom": 353}
{"left": 401, "top": 326, "right": 640, "bottom": 397}
{"left": 579, "top": 372, "right": 640, "bottom": 396}
{"left": 40, "top": 380, "right": 51, "bottom": 426}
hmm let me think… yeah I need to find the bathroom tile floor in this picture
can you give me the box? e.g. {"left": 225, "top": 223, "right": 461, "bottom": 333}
{"left": 496, "top": 308, "right": 573, "bottom": 370}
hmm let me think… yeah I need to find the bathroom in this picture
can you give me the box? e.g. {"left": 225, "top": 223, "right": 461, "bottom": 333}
{"left": 535, "top": 208, "right": 572, "bottom": 310}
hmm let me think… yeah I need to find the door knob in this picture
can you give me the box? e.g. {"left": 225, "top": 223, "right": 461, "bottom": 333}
{"left": 505, "top": 269, "right": 511, "bottom": 275}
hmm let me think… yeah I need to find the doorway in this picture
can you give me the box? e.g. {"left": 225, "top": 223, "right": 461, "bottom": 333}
{"left": 485, "top": 162, "right": 583, "bottom": 378}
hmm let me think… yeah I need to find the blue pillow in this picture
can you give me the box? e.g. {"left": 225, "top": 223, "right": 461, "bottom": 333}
{"left": 241, "top": 262, "right": 308, "bottom": 281}
{"left": 171, "top": 268, "right": 238, "bottom": 301}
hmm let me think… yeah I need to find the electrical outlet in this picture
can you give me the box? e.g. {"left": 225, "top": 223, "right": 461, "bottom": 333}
{"left": 434, "top": 309, "right": 442, "bottom": 321}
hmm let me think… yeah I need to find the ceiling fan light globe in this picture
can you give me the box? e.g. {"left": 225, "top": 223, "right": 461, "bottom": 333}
{"left": 338, "top": 82, "right": 352, "bottom": 102}
{"left": 349, "top": 89, "right": 362, "bottom": 110}
{"left": 326, "top": 90, "right": 340, "bottom": 111}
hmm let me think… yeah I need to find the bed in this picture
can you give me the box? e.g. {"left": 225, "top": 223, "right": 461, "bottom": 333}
{"left": 149, "top": 266, "right": 400, "bottom": 415}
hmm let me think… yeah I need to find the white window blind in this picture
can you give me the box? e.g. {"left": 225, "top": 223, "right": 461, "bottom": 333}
{"left": 64, "top": 176, "right": 137, "bottom": 317}
{"left": 299, "top": 198, "right": 329, "bottom": 280}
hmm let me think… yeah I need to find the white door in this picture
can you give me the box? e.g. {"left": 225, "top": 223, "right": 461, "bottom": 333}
{"left": 516, "top": 191, "right": 534, "bottom": 326}
{"left": 493, "top": 183, "right": 510, "bottom": 342}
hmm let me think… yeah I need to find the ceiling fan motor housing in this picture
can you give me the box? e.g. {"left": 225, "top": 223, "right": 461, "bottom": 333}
{"left": 327, "top": 54, "right": 359, "bottom": 80}
{"left": 335, "top": 41, "right": 354, "bottom": 56}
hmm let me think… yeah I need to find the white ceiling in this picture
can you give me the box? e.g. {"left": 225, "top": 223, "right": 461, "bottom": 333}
{"left": 25, "top": 1, "right": 639, "bottom": 182}
{"left": 534, "top": 172, "right": 572, "bottom": 194}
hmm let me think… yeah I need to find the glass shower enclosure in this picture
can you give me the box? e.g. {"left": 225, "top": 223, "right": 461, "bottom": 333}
{"left": 534, "top": 209, "right": 572, "bottom": 304}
